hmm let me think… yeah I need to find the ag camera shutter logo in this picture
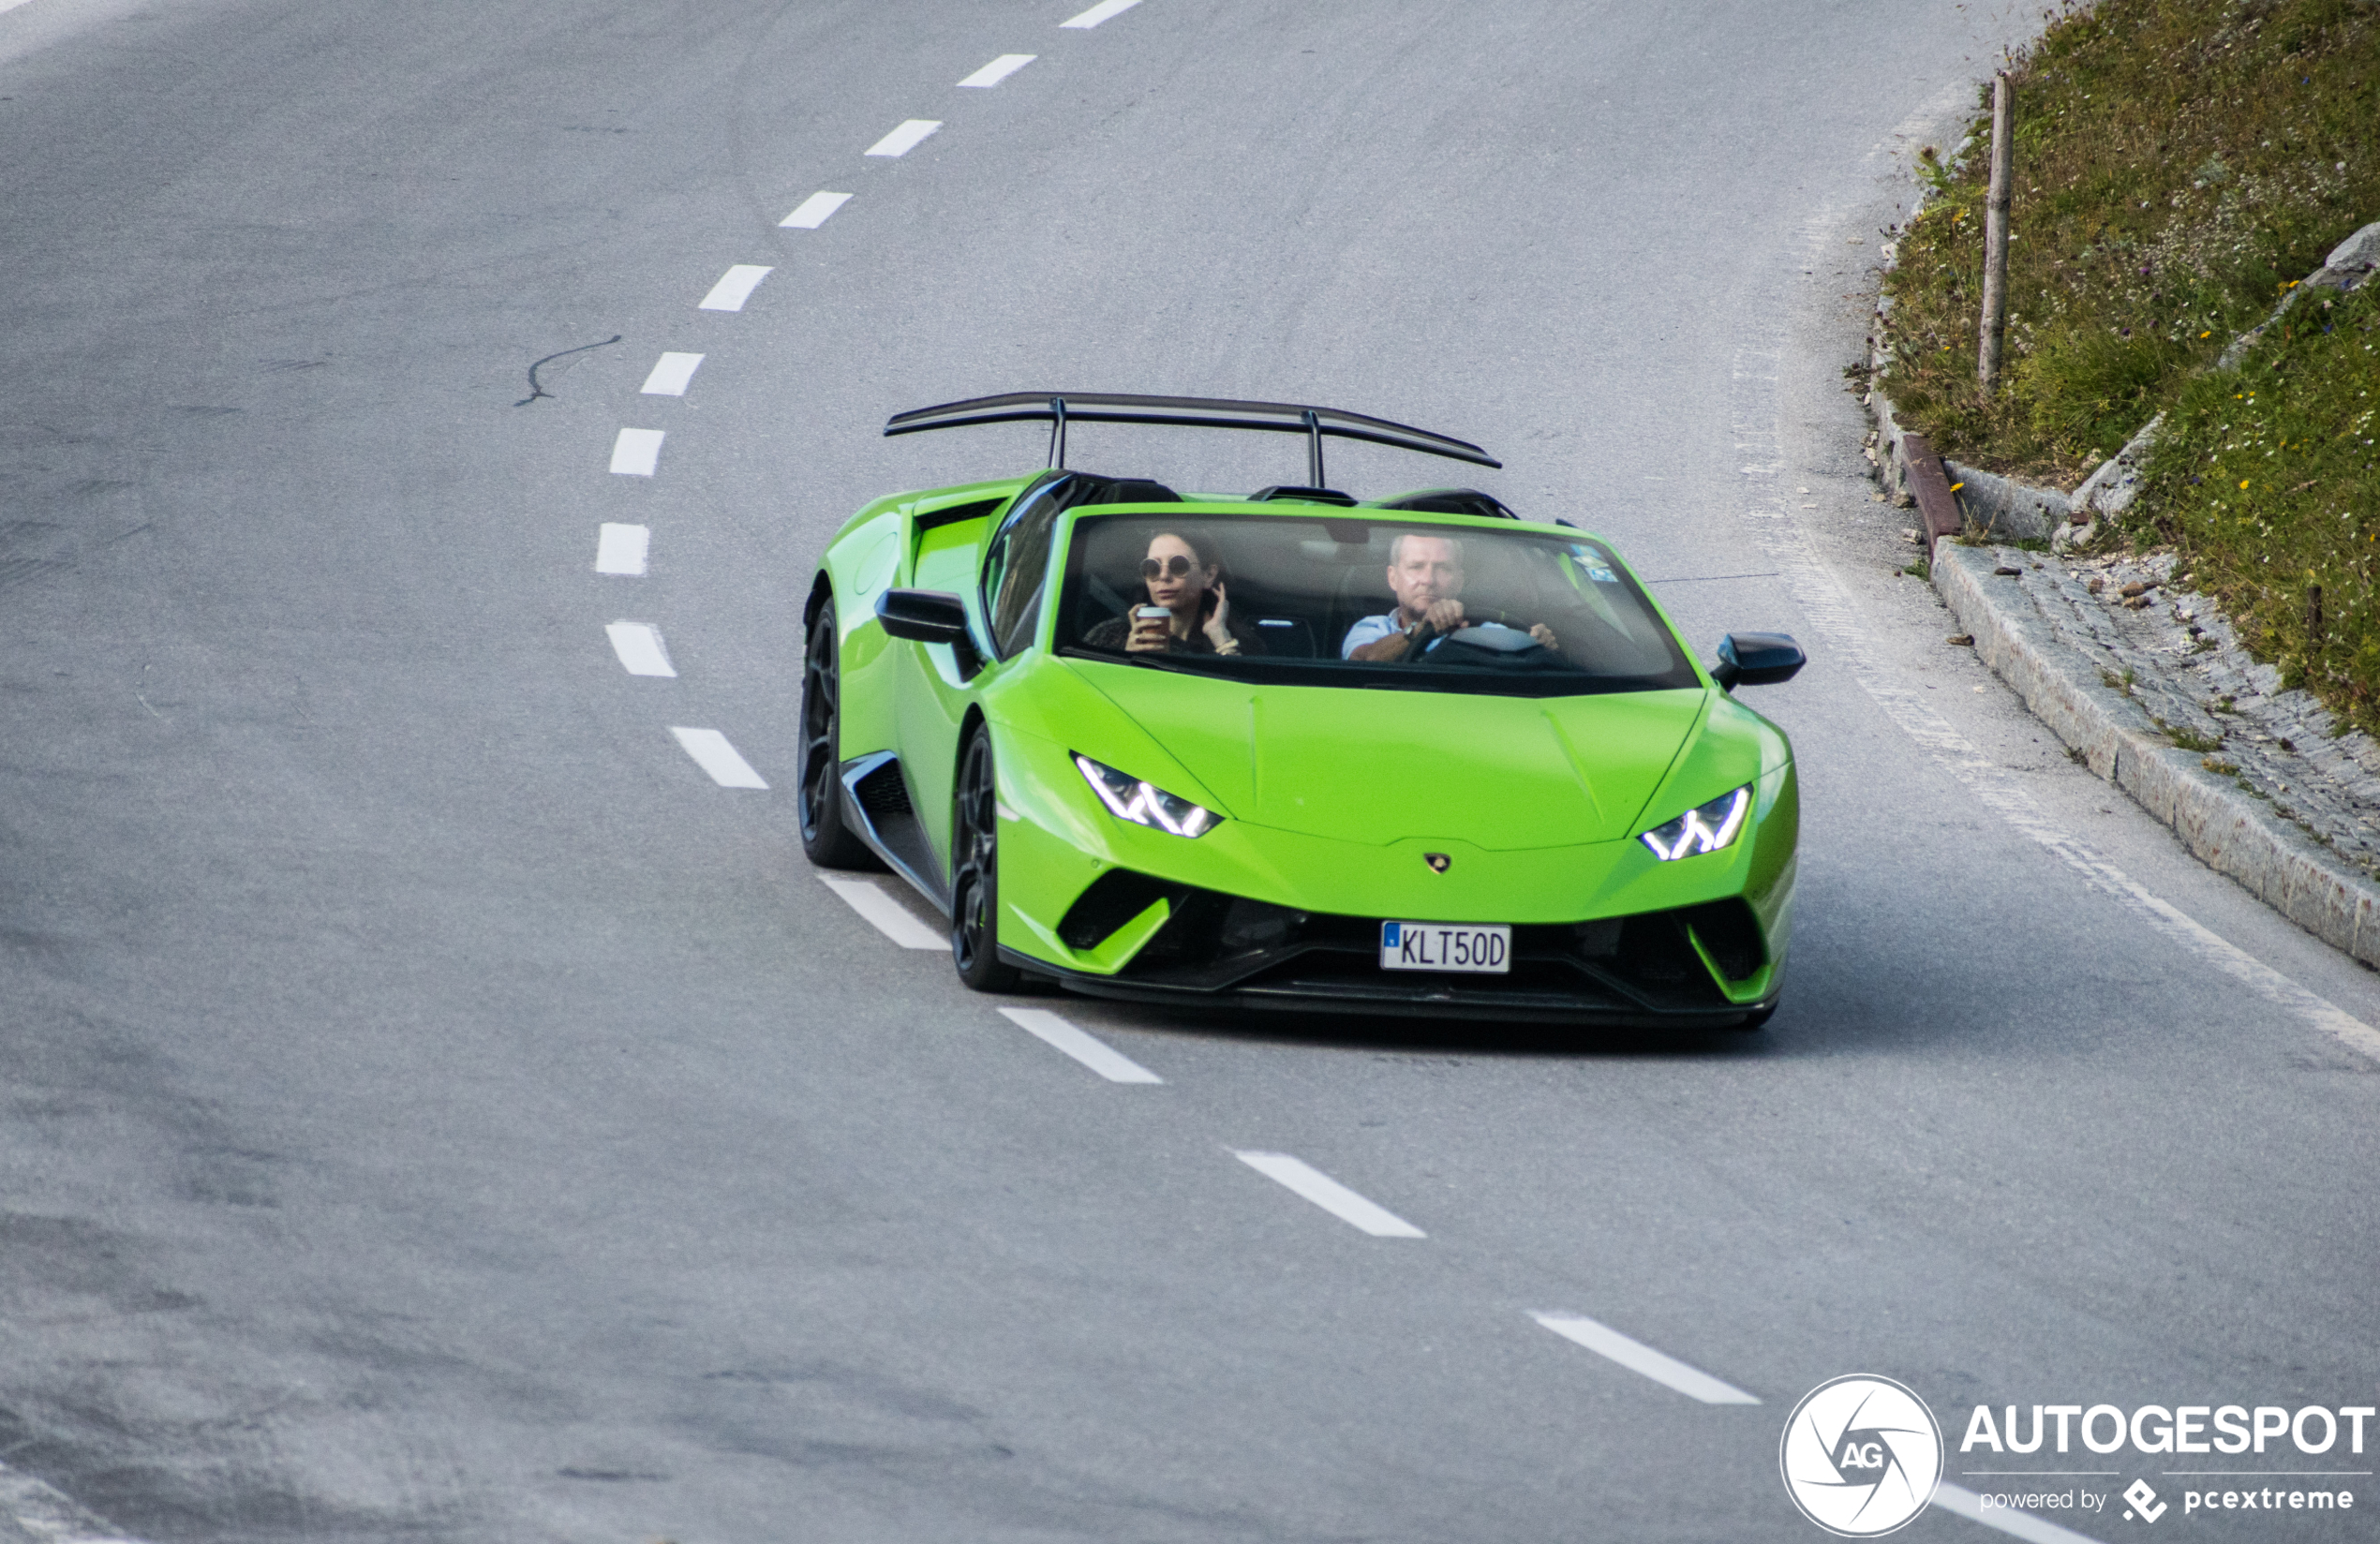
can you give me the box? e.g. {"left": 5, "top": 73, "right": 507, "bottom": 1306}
{"left": 1780, "top": 1374, "right": 1944, "bottom": 1537}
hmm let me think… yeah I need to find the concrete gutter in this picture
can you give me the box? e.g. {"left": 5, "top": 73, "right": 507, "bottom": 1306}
{"left": 1930, "top": 541, "right": 2380, "bottom": 968}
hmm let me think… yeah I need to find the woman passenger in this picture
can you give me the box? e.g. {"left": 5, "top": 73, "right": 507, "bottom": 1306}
{"left": 1083, "top": 529, "right": 1264, "bottom": 657}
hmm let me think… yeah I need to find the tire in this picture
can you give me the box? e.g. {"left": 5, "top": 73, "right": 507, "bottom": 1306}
{"left": 798, "top": 599, "right": 876, "bottom": 870}
{"left": 1733, "top": 1002, "right": 1778, "bottom": 1032}
{"left": 950, "top": 728, "right": 1019, "bottom": 992}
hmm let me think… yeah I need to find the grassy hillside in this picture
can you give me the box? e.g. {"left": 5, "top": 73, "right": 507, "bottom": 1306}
{"left": 2134, "top": 276, "right": 2380, "bottom": 732}
{"left": 1874, "top": 0, "right": 2379, "bottom": 485}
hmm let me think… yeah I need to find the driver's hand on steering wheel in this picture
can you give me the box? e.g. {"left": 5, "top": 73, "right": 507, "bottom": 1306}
{"left": 1415, "top": 599, "right": 1465, "bottom": 635}
{"left": 1528, "top": 622, "right": 1560, "bottom": 651}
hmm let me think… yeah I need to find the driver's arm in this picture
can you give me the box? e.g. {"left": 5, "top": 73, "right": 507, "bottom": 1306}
{"left": 1349, "top": 629, "right": 1415, "bottom": 662}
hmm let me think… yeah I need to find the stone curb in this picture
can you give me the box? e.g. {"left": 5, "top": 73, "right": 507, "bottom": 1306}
{"left": 1930, "top": 542, "right": 2380, "bottom": 968}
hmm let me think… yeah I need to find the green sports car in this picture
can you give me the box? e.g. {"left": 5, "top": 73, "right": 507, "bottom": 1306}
{"left": 800, "top": 393, "right": 1804, "bottom": 1028}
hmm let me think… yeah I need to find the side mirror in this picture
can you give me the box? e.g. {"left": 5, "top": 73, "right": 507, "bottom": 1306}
{"left": 876, "top": 589, "right": 983, "bottom": 676}
{"left": 1712, "top": 631, "right": 1805, "bottom": 690}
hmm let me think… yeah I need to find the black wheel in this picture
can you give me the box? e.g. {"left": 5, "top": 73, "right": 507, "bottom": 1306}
{"left": 798, "top": 599, "right": 876, "bottom": 869}
{"left": 950, "top": 729, "right": 1019, "bottom": 992}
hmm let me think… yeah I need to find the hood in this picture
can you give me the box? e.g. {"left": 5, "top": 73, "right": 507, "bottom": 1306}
{"left": 1073, "top": 665, "right": 1709, "bottom": 850}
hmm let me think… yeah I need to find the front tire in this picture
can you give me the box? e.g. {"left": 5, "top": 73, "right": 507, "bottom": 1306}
{"left": 950, "top": 729, "right": 1019, "bottom": 992}
{"left": 798, "top": 599, "right": 876, "bottom": 869}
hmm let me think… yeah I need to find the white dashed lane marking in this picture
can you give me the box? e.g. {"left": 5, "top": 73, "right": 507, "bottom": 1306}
{"left": 670, "top": 728, "right": 767, "bottom": 789}
{"left": 1233, "top": 1152, "right": 1425, "bottom": 1238}
{"left": 1061, "top": 0, "right": 1144, "bottom": 27}
{"left": 819, "top": 875, "right": 945, "bottom": 949}
{"left": 1530, "top": 1313, "right": 1761, "bottom": 1405}
{"left": 1932, "top": 1483, "right": 2105, "bottom": 1542}
{"left": 594, "top": 524, "right": 648, "bottom": 576}
{"left": 608, "top": 427, "right": 664, "bottom": 476}
{"left": 605, "top": 622, "right": 676, "bottom": 677}
{"left": 865, "top": 120, "right": 942, "bottom": 157}
{"left": 958, "top": 54, "right": 1036, "bottom": 87}
{"left": 999, "top": 1007, "right": 1163, "bottom": 1083}
{"left": 640, "top": 351, "right": 704, "bottom": 395}
{"left": 780, "top": 191, "right": 853, "bottom": 230}
{"left": 696, "top": 264, "right": 772, "bottom": 311}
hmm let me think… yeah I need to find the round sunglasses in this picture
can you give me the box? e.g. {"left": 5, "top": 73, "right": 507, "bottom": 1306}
{"left": 1140, "top": 555, "right": 1200, "bottom": 580}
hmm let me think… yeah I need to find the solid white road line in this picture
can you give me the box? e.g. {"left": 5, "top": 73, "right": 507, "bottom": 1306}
{"left": 605, "top": 622, "right": 676, "bottom": 677}
{"left": 1932, "top": 1483, "right": 2105, "bottom": 1543}
{"left": 608, "top": 427, "right": 664, "bottom": 476}
{"left": 998, "top": 1007, "right": 1163, "bottom": 1083}
{"left": 1530, "top": 1313, "right": 1762, "bottom": 1405}
{"left": 669, "top": 728, "right": 767, "bottom": 789}
{"left": 697, "top": 265, "right": 772, "bottom": 311}
{"left": 640, "top": 351, "right": 704, "bottom": 395}
{"left": 958, "top": 53, "right": 1036, "bottom": 88}
{"left": 1061, "top": 0, "right": 1144, "bottom": 26}
{"left": 1232, "top": 1151, "right": 1424, "bottom": 1238}
{"left": 819, "top": 875, "right": 946, "bottom": 950}
{"left": 780, "top": 191, "right": 853, "bottom": 230}
{"left": 865, "top": 120, "right": 942, "bottom": 157}
{"left": 594, "top": 524, "right": 648, "bottom": 576}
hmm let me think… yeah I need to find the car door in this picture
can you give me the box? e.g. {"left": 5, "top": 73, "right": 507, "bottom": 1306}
{"left": 890, "top": 478, "right": 1065, "bottom": 887}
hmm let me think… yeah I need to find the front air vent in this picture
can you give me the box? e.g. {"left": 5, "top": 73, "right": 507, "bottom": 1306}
{"left": 1058, "top": 869, "right": 1182, "bottom": 950}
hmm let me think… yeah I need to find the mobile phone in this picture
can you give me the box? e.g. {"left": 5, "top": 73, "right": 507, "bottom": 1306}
{"left": 1135, "top": 605, "right": 1169, "bottom": 621}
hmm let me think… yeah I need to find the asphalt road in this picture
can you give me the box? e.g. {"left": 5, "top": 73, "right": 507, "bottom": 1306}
{"left": 3, "top": 1, "right": 2377, "bottom": 1541}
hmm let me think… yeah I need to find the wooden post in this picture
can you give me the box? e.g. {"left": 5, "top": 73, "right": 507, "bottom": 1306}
{"left": 1978, "top": 72, "right": 2015, "bottom": 394}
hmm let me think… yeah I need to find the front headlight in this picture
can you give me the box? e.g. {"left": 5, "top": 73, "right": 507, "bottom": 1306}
{"left": 1640, "top": 784, "right": 1750, "bottom": 861}
{"left": 1073, "top": 753, "right": 1223, "bottom": 838}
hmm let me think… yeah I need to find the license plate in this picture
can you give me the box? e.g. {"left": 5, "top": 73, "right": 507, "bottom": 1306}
{"left": 1378, "top": 921, "right": 1511, "bottom": 974}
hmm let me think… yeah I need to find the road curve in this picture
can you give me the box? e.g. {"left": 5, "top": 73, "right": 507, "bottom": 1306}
{"left": 2, "top": 2, "right": 2375, "bottom": 1541}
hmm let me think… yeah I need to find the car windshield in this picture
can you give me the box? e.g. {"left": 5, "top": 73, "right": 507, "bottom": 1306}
{"left": 1053, "top": 512, "right": 1699, "bottom": 696}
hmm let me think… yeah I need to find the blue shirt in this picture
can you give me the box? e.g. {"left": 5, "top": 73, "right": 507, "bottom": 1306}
{"left": 1342, "top": 613, "right": 1430, "bottom": 659}
{"left": 1344, "top": 616, "right": 1545, "bottom": 659}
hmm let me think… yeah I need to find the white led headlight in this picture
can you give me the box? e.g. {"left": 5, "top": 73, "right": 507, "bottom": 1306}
{"left": 1073, "top": 753, "right": 1222, "bottom": 839}
{"left": 1639, "top": 785, "right": 1751, "bottom": 861}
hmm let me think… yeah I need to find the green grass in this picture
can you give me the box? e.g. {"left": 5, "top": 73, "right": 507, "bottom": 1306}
{"left": 1877, "top": 0, "right": 2380, "bottom": 484}
{"left": 2135, "top": 275, "right": 2380, "bottom": 732}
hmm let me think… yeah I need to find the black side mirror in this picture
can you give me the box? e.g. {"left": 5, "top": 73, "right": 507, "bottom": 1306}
{"left": 1712, "top": 631, "right": 1805, "bottom": 690}
{"left": 877, "top": 589, "right": 983, "bottom": 676}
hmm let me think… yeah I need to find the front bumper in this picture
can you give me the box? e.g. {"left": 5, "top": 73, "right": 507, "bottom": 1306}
{"left": 1004, "top": 874, "right": 1782, "bottom": 1029}
{"left": 990, "top": 726, "right": 1794, "bottom": 1028}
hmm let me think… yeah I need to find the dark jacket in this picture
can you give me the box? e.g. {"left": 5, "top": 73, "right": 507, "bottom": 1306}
{"left": 1082, "top": 614, "right": 1267, "bottom": 656}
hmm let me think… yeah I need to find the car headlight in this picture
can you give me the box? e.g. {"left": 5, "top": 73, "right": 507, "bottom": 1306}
{"left": 1640, "top": 784, "right": 1750, "bottom": 861}
{"left": 1073, "top": 753, "right": 1223, "bottom": 838}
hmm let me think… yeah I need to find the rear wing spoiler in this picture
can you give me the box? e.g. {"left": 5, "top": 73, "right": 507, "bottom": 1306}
{"left": 883, "top": 392, "right": 1501, "bottom": 484}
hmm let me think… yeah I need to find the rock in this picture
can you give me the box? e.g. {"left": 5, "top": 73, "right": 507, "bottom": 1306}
{"left": 1942, "top": 459, "right": 2068, "bottom": 541}
{"left": 1994, "top": 565, "right": 2022, "bottom": 576}
{"left": 1947, "top": 633, "right": 1975, "bottom": 646}
{"left": 2324, "top": 219, "right": 2380, "bottom": 275}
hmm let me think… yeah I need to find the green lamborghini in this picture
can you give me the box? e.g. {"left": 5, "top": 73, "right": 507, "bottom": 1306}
{"left": 800, "top": 393, "right": 1804, "bottom": 1028}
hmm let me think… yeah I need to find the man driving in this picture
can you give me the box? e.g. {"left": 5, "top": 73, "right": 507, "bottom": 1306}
{"left": 1341, "top": 532, "right": 1559, "bottom": 661}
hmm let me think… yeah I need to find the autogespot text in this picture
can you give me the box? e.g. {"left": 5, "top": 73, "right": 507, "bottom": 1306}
{"left": 1961, "top": 1403, "right": 2375, "bottom": 1457}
